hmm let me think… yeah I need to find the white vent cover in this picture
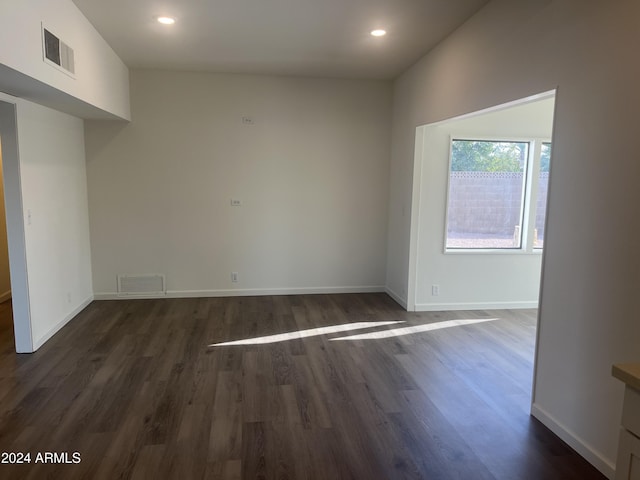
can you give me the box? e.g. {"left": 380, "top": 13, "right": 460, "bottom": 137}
{"left": 117, "top": 274, "right": 166, "bottom": 296}
{"left": 42, "top": 25, "right": 75, "bottom": 76}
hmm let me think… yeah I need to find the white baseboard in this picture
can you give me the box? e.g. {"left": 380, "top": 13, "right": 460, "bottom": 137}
{"left": 414, "top": 300, "right": 538, "bottom": 311}
{"left": 385, "top": 287, "right": 407, "bottom": 309}
{"left": 0, "top": 290, "right": 11, "bottom": 303}
{"left": 531, "top": 403, "right": 615, "bottom": 479}
{"left": 32, "top": 295, "right": 94, "bottom": 351}
{"left": 93, "top": 286, "right": 386, "bottom": 301}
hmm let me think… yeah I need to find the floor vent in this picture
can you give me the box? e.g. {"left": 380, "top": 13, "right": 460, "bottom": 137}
{"left": 117, "top": 274, "right": 166, "bottom": 297}
{"left": 42, "top": 25, "right": 75, "bottom": 76}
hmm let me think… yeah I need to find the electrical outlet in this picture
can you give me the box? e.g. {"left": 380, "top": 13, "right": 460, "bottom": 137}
{"left": 431, "top": 285, "right": 440, "bottom": 296}
{"left": 231, "top": 272, "right": 239, "bottom": 283}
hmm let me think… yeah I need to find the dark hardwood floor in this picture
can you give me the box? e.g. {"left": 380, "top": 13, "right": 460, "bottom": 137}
{"left": 0, "top": 294, "right": 605, "bottom": 479}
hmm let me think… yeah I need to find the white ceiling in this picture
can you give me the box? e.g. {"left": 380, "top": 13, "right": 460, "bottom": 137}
{"left": 72, "top": 0, "right": 490, "bottom": 79}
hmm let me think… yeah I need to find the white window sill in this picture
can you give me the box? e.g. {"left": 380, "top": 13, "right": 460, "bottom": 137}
{"left": 444, "top": 248, "right": 543, "bottom": 255}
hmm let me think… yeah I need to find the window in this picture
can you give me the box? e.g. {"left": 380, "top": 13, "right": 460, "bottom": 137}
{"left": 534, "top": 142, "right": 551, "bottom": 249}
{"left": 445, "top": 138, "right": 551, "bottom": 251}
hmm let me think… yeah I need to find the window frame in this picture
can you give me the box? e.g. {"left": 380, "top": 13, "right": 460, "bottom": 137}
{"left": 443, "top": 135, "right": 551, "bottom": 254}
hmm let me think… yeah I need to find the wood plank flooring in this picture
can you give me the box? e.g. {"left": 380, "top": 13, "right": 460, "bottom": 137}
{"left": 0, "top": 294, "right": 606, "bottom": 479}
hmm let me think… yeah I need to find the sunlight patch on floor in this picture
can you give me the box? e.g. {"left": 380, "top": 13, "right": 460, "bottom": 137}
{"left": 209, "top": 320, "right": 405, "bottom": 346}
{"left": 329, "top": 317, "right": 499, "bottom": 341}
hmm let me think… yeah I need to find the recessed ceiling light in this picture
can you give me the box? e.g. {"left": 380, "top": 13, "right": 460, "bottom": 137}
{"left": 157, "top": 16, "right": 176, "bottom": 25}
{"left": 371, "top": 29, "right": 386, "bottom": 37}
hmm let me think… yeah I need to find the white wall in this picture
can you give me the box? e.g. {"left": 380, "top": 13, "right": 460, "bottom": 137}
{"left": 85, "top": 70, "right": 391, "bottom": 298}
{"left": 0, "top": 0, "right": 130, "bottom": 120}
{"left": 387, "top": 0, "right": 640, "bottom": 477}
{"left": 0, "top": 92, "right": 94, "bottom": 352}
{"left": 412, "top": 97, "right": 554, "bottom": 310}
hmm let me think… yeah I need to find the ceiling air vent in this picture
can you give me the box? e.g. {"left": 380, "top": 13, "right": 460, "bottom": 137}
{"left": 117, "top": 274, "right": 166, "bottom": 297}
{"left": 42, "top": 25, "right": 75, "bottom": 76}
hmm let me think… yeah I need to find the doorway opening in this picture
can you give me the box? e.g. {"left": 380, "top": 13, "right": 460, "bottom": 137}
{"left": 406, "top": 90, "right": 557, "bottom": 408}
{"left": 0, "top": 138, "right": 12, "bottom": 343}
{"left": 0, "top": 99, "right": 32, "bottom": 353}
{"left": 407, "top": 90, "right": 556, "bottom": 311}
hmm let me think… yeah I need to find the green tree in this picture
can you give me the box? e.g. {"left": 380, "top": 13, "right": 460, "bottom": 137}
{"left": 451, "top": 140, "right": 527, "bottom": 172}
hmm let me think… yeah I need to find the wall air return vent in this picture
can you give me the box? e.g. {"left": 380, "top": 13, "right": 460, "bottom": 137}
{"left": 42, "top": 25, "right": 75, "bottom": 77}
{"left": 117, "top": 274, "right": 166, "bottom": 297}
